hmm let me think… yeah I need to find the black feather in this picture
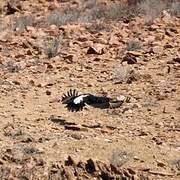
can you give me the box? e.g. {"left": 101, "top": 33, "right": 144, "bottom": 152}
{"left": 62, "top": 89, "right": 86, "bottom": 112}
{"left": 84, "top": 94, "right": 110, "bottom": 109}
{"left": 62, "top": 89, "right": 116, "bottom": 112}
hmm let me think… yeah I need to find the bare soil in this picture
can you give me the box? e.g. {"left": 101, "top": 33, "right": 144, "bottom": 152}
{"left": 0, "top": 0, "right": 179, "bottom": 179}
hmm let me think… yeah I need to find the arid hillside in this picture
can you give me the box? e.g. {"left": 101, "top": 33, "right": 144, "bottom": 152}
{"left": 0, "top": 0, "right": 179, "bottom": 179}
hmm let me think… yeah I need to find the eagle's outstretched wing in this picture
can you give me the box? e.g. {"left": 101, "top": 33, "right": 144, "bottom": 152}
{"left": 62, "top": 89, "right": 78, "bottom": 104}
{"left": 62, "top": 89, "right": 125, "bottom": 112}
{"left": 61, "top": 89, "right": 87, "bottom": 112}
{"left": 84, "top": 94, "right": 111, "bottom": 109}
{"left": 85, "top": 95, "right": 125, "bottom": 108}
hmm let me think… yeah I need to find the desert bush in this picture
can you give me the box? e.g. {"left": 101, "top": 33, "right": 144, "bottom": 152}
{"left": 85, "top": 20, "right": 111, "bottom": 34}
{"left": 138, "top": 0, "right": 169, "bottom": 24}
{"left": 109, "top": 149, "right": 132, "bottom": 167}
{"left": 23, "top": 147, "right": 43, "bottom": 155}
{"left": 171, "top": 158, "right": 180, "bottom": 172}
{"left": 81, "top": 0, "right": 98, "bottom": 10}
{"left": 47, "top": 9, "right": 81, "bottom": 26}
{"left": 127, "top": 40, "right": 142, "bottom": 51}
{"left": 0, "top": 17, "right": 9, "bottom": 32}
{"left": 4, "top": 60, "right": 21, "bottom": 73}
{"left": 46, "top": 1, "right": 139, "bottom": 26}
{"left": 169, "top": 0, "right": 180, "bottom": 17}
{"left": 43, "top": 37, "right": 61, "bottom": 59}
{"left": 87, "top": 3, "right": 107, "bottom": 20}
{"left": 12, "top": 15, "right": 35, "bottom": 31}
{"left": 105, "top": 3, "right": 140, "bottom": 22}
{"left": 113, "top": 65, "right": 136, "bottom": 84}
{"left": 83, "top": 1, "right": 140, "bottom": 23}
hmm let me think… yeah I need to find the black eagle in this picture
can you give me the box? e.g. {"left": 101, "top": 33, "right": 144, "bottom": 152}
{"left": 62, "top": 89, "right": 124, "bottom": 112}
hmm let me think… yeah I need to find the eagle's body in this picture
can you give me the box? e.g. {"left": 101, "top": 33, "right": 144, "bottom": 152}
{"left": 73, "top": 94, "right": 89, "bottom": 104}
{"left": 62, "top": 89, "right": 124, "bottom": 112}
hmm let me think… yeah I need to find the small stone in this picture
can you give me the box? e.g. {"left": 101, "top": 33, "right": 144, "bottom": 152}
{"left": 127, "top": 51, "right": 143, "bottom": 57}
{"left": 122, "top": 53, "right": 137, "bottom": 64}
{"left": 65, "top": 156, "right": 77, "bottom": 166}
{"left": 87, "top": 44, "right": 105, "bottom": 55}
{"left": 86, "top": 159, "right": 98, "bottom": 173}
{"left": 117, "top": 95, "right": 126, "bottom": 101}
{"left": 46, "top": 90, "right": 51, "bottom": 96}
{"left": 49, "top": 98, "right": 60, "bottom": 103}
{"left": 156, "top": 160, "right": 166, "bottom": 167}
{"left": 104, "top": 139, "right": 112, "bottom": 143}
{"left": 152, "top": 46, "right": 163, "bottom": 54}
{"left": 173, "top": 57, "right": 180, "bottom": 64}
{"left": 29, "top": 80, "right": 35, "bottom": 86}
{"left": 133, "top": 156, "right": 140, "bottom": 160}
{"left": 12, "top": 80, "right": 20, "bottom": 85}
{"left": 71, "top": 133, "right": 83, "bottom": 140}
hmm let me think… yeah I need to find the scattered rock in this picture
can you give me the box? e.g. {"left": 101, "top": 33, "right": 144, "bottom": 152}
{"left": 122, "top": 53, "right": 137, "bottom": 64}
{"left": 49, "top": 97, "right": 60, "bottom": 103}
{"left": 152, "top": 137, "right": 163, "bottom": 145}
{"left": 49, "top": 115, "right": 76, "bottom": 126}
{"left": 87, "top": 44, "right": 105, "bottom": 55}
{"left": 46, "top": 90, "right": 51, "bottom": 96}
{"left": 5, "top": 0, "right": 22, "bottom": 15}
{"left": 63, "top": 55, "right": 74, "bottom": 63}
{"left": 23, "top": 147, "right": 44, "bottom": 155}
{"left": 86, "top": 159, "right": 97, "bottom": 173}
{"left": 173, "top": 57, "right": 180, "bottom": 64}
{"left": 65, "top": 156, "right": 77, "bottom": 166}
{"left": 64, "top": 125, "right": 84, "bottom": 131}
{"left": 156, "top": 160, "right": 166, "bottom": 167}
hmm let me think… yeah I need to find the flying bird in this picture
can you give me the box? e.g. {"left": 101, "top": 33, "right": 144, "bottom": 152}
{"left": 62, "top": 89, "right": 125, "bottom": 112}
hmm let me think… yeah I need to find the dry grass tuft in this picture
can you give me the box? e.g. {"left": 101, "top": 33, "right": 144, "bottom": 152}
{"left": 127, "top": 40, "right": 142, "bottom": 51}
{"left": 138, "top": 0, "right": 168, "bottom": 24}
{"left": 171, "top": 158, "right": 180, "bottom": 172}
{"left": 85, "top": 20, "right": 111, "bottom": 34}
{"left": 169, "top": 0, "right": 180, "bottom": 17}
{"left": 43, "top": 37, "right": 61, "bottom": 59}
{"left": 47, "top": 9, "right": 81, "bottom": 26}
{"left": 84, "top": 1, "right": 140, "bottom": 23}
{"left": 109, "top": 149, "right": 132, "bottom": 167}
{"left": 12, "top": 15, "right": 35, "bottom": 31}
{"left": 113, "top": 65, "right": 136, "bottom": 84}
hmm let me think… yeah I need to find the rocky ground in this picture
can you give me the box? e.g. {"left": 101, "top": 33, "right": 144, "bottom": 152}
{"left": 0, "top": 0, "right": 179, "bottom": 179}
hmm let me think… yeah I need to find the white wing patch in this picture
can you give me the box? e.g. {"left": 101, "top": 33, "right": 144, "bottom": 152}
{"left": 73, "top": 95, "right": 88, "bottom": 104}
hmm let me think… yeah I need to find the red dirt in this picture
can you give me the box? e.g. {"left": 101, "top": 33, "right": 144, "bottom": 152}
{"left": 0, "top": 0, "right": 179, "bottom": 179}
